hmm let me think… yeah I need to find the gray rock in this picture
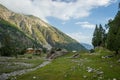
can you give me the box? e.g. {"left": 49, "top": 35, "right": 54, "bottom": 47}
{"left": 83, "top": 75, "right": 87, "bottom": 78}
{"left": 0, "top": 61, "right": 50, "bottom": 80}
{"left": 113, "top": 78, "right": 117, "bottom": 80}
{"left": 33, "top": 76, "right": 36, "bottom": 79}
{"left": 71, "top": 53, "right": 80, "bottom": 58}
{"left": 87, "top": 67, "right": 93, "bottom": 73}
{"left": 96, "top": 71, "right": 104, "bottom": 75}
{"left": 117, "top": 59, "right": 120, "bottom": 63}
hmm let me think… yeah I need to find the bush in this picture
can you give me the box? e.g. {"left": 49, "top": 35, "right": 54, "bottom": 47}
{"left": 0, "top": 46, "right": 18, "bottom": 57}
{"left": 42, "top": 48, "right": 47, "bottom": 53}
{"left": 28, "top": 56, "right": 32, "bottom": 59}
{"left": 18, "top": 48, "right": 26, "bottom": 55}
{"left": 0, "top": 46, "right": 12, "bottom": 56}
{"left": 89, "top": 49, "right": 95, "bottom": 53}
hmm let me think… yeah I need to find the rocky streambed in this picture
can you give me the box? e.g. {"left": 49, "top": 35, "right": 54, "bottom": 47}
{"left": 0, "top": 61, "right": 51, "bottom": 80}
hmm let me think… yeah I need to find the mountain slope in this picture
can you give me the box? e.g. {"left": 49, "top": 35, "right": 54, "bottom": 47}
{"left": 0, "top": 19, "right": 42, "bottom": 56}
{"left": 0, "top": 4, "right": 86, "bottom": 52}
{"left": 81, "top": 43, "right": 93, "bottom": 50}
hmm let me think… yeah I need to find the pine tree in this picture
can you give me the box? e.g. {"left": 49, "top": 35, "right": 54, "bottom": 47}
{"left": 92, "top": 25, "right": 98, "bottom": 48}
{"left": 107, "top": 11, "right": 120, "bottom": 55}
{"left": 99, "top": 24, "right": 106, "bottom": 47}
{"left": 0, "top": 33, "right": 12, "bottom": 56}
{"left": 92, "top": 24, "right": 106, "bottom": 48}
{"left": 97, "top": 24, "right": 102, "bottom": 46}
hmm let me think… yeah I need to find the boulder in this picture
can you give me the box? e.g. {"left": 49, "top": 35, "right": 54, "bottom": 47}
{"left": 46, "top": 48, "right": 68, "bottom": 59}
{"left": 101, "top": 55, "right": 114, "bottom": 59}
{"left": 71, "top": 53, "right": 80, "bottom": 58}
{"left": 117, "top": 59, "right": 120, "bottom": 63}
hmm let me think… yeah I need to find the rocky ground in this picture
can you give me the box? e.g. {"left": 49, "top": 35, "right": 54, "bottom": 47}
{"left": 0, "top": 60, "right": 50, "bottom": 80}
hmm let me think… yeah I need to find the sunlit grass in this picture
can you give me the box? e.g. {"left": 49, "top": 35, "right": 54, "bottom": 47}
{"left": 15, "top": 49, "right": 120, "bottom": 80}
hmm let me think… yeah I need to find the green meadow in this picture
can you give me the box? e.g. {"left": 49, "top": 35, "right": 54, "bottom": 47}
{"left": 16, "top": 48, "right": 120, "bottom": 80}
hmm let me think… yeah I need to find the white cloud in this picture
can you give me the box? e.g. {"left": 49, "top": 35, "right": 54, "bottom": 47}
{"left": 0, "top": 0, "right": 116, "bottom": 21}
{"left": 75, "top": 21, "right": 95, "bottom": 29}
{"left": 67, "top": 32, "right": 92, "bottom": 44}
{"left": 62, "top": 22, "right": 66, "bottom": 25}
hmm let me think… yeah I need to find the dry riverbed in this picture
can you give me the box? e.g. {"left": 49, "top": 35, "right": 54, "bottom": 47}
{"left": 0, "top": 60, "right": 50, "bottom": 80}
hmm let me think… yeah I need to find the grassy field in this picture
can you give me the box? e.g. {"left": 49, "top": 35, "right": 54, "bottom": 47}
{"left": 0, "top": 54, "right": 45, "bottom": 74}
{"left": 16, "top": 48, "right": 120, "bottom": 80}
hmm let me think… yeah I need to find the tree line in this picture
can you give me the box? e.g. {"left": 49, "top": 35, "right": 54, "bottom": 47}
{"left": 92, "top": 9, "right": 120, "bottom": 55}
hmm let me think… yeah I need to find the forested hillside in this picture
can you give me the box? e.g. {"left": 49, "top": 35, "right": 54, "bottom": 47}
{"left": 92, "top": 8, "right": 120, "bottom": 55}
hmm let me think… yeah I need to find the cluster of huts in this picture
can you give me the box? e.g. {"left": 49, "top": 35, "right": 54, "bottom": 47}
{"left": 25, "top": 48, "right": 42, "bottom": 55}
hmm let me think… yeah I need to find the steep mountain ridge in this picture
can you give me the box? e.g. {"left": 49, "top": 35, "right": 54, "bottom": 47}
{"left": 0, "top": 4, "right": 86, "bottom": 52}
{"left": 0, "top": 19, "right": 42, "bottom": 56}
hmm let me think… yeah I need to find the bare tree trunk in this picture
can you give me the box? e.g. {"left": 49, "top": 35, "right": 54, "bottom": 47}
{"left": 115, "top": 50, "right": 119, "bottom": 55}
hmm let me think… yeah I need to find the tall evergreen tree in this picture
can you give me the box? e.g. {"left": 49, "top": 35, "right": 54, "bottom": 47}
{"left": 99, "top": 24, "right": 106, "bottom": 47}
{"left": 0, "top": 32, "right": 13, "bottom": 56}
{"left": 97, "top": 24, "right": 103, "bottom": 46}
{"left": 107, "top": 11, "right": 120, "bottom": 55}
{"left": 92, "top": 24, "right": 106, "bottom": 48}
{"left": 92, "top": 25, "right": 98, "bottom": 48}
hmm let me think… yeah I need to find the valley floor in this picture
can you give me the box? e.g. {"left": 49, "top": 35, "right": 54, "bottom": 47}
{"left": 17, "top": 48, "right": 120, "bottom": 80}
{"left": 0, "top": 48, "right": 120, "bottom": 80}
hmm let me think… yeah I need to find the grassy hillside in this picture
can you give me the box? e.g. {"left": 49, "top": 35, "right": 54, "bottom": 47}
{"left": 0, "top": 19, "right": 41, "bottom": 56}
{"left": 16, "top": 48, "right": 120, "bottom": 80}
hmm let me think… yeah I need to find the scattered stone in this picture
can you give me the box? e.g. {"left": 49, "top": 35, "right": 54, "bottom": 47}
{"left": 77, "top": 64, "right": 80, "bottom": 66}
{"left": 101, "top": 55, "right": 114, "bottom": 59}
{"left": 85, "top": 58, "right": 88, "bottom": 60}
{"left": 117, "top": 59, "right": 120, "bottom": 63}
{"left": 72, "top": 50, "right": 77, "bottom": 53}
{"left": 98, "top": 76, "right": 103, "bottom": 80}
{"left": 110, "top": 65, "right": 113, "bottom": 68}
{"left": 93, "top": 75, "right": 97, "bottom": 78}
{"left": 64, "top": 74, "right": 67, "bottom": 77}
{"left": 99, "top": 67, "right": 102, "bottom": 69}
{"left": 87, "top": 67, "right": 93, "bottom": 73}
{"left": 87, "top": 69, "right": 93, "bottom": 73}
{"left": 71, "top": 53, "right": 80, "bottom": 58}
{"left": 113, "top": 78, "right": 117, "bottom": 80}
{"left": 70, "top": 66, "right": 76, "bottom": 71}
{"left": 33, "top": 76, "right": 36, "bottom": 79}
{"left": 96, "top": 71, "right": 104, "bottom": 76}
{"left": 72, "top": 66, "right": 76, "bottom": 70}
{"left": 101, "top": 56, "right": 106, "bottom": 59}
{"left": 83, "top": 75, "right": 87, "bottom": 78}
{"left": 80, "top": 63, "right": 83, "bottom": 66}
{"left": 71, "top": 60, "right": 80, "bottom": 63}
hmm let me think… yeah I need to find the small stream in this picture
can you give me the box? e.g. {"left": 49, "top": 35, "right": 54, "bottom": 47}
{"left": 0, "top": 61, "right": 51, "bottom": 80}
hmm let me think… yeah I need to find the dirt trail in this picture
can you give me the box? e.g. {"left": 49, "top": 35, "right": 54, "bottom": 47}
{"left": 0, "top": 61, "right": 51, "bottom": 80}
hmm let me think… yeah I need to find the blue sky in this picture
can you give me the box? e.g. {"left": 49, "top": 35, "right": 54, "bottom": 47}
{"left": 0, "top": 0, "right": 119, "bottom": 45}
